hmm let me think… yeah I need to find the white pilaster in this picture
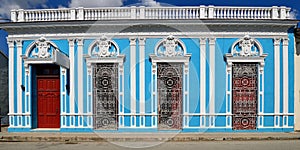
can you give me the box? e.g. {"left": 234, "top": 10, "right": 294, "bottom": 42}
{"left": 77, "top": 38, "right": 83, "bottom": 114}
{"left": 24, "top": 67, "right": 29, "bottom": 113}
{"left": 209, "top": 37, "right": 215, "bottom": 127}
{"left": 274, "top": 38, "right": 281, "bottom": 127}
{"left": 200, "top": 38, "right": 206, "bottom": 127}
{"left": 282, "top": 38, "right": 289, "bottom": 127}
{"left": 7, "top": 39, "right": 14, "bottom": 116}
{"left": 139, "top": 37, "right": 146, "bottom": 127}
{"left": 139, "top": 37, "right": 146, "bottom": 115}
{"left": 130, "top": 37, "right": 136, "bottom": 126}
{"left": 68, "top": 39, "right": 75, "bottom": 114}
{"left": 16, "top": 40, "right": 22, "bottom": 115}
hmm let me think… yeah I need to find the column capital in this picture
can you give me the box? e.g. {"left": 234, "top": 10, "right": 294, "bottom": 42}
{"left": 16, "top": 39, "right": 23, "bottom": 47}
{"left": 138, "top": 37, "right": 146, "bottom": 45}
{"left": 282, "top": 38, "right": 289, "bottom": 46}
{"left": 209, "top": 37, "right": 216, "bottom": 44}
{"left": 200, "top": 37, "right": 206, "bottom": 45}
{"left": 77, "top": 38, "right": 84, "bottom": 46}
{"left": 7, "top": 38, "right": 15, "bottom": 47}
{"left": 273, "top": 37, "right": 281, "bottom": 46}
{"left": 68, "top": 38, "right": 75, "bottom": 46}
{"left": 130, "top": 37, "right": 136, "bottom": 45}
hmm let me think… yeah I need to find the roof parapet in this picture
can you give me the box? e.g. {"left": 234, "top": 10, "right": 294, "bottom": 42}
{"left": 10, "top": 5, "right": 292, "bottom": 22}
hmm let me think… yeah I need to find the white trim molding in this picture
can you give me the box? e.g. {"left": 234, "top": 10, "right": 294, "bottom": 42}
{"left": 84, "top": 36, "right": 125, "bottom": 129}
{"left": 16, "top": 40, "right": 22, "bottom": 116}
{"left": 224, "top": 35, "right": 268, "bottom": 128}
{"left": 68, "top": 38, "right": 75, "bottom": 116}
{"left": 19, "top": 37, "right": 70, "bottom": 128}
{"left": 200, "top": 37, "right": 206, "bottom": 127}
{"left": 149, "top": 35, "right": 191, "bottom": 128}
{"left": 209, "top": 37, "right": 216, "bottom": 127}
{"left": 7, "top": 39, "right": 14, "bottom": 119}
{"left": 129, "top": 37, "right": 137, "bottom": 127}
{"left": 273, "top": 37, "right": 281, "bottom": 127}
{"left": 77, "top": 38, "right": 84, "bottom": 116}
{"left": 282, "top": 38, "right": 289, "bottom": 127}
{"left": 139, "top": 37, "right": 146, "bottom": 127}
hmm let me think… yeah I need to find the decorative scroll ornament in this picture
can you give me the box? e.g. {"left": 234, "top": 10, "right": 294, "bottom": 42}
{"left": 32, "top": 37, "right": 51, "bottom": 58}
{"left": 157, "top": 35, "right": 183, "bottom": 57}
{"left": 92, "top": 36, "right": 116, "bottom": 57}
{"left": 232, "top": 35, "right": 259, "bottom": 57}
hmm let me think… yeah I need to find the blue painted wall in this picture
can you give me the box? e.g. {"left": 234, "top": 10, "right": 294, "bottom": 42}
{"left": 7, "top": 33, "right": 296, "bottom": 132}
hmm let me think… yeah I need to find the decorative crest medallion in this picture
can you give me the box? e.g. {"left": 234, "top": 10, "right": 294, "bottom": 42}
{"left": 32, "top": 37, "right": 51, "bottom": 58}
{"left": 232, "top": 35, "right": 259, "bottom": 57}
{"left": 92, "top": 36, "right": 116, "bottom": 57}
{"left": 157, "top": 35, "right": 183, "bottom": 57}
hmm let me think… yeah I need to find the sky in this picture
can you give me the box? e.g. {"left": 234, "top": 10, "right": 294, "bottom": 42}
{"left": 0, "top": 0, "right": 300, "bottom": 56}
{"left": 0, "top": 0, "right": 299, "bottom": 19}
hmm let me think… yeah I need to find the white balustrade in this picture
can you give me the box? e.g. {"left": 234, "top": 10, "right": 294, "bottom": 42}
{"left": 10, "top": 5, "right": 292, "bottom": 22}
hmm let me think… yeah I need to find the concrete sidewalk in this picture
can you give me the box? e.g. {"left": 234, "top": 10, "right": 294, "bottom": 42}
{"left": 1, "top": 127, "right": 300, "bottom": 142}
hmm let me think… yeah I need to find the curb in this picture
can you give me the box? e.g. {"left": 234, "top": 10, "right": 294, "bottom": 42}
{"left": 1, "top": 135, "right": 300, "bottom": 142}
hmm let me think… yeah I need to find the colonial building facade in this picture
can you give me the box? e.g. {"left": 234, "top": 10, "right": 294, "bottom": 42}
{"left": 0, "top": 6, "right": 298, "bottom": 132}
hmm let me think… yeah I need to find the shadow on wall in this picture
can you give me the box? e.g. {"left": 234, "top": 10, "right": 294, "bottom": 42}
{"left": 0, "top": 51, "right": 8, "bottom": 125}
{"left": 295, "top": 24, "right": 300, "bottom": 56}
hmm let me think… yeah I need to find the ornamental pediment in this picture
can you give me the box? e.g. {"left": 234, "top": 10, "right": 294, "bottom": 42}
{"left": 231, "top": 35, "right": 263, "bottom": 57}
{"left": 25, "top": 37, "right": 58, "bottom": 59}
{"left": 88, "top": 36, "right": 119, "bottom": 58}
{"left": 155, "top": 35, "right": 186, "bottom": 57}
{"left": 22, "top": 37, "right": 70, "bottom": 68}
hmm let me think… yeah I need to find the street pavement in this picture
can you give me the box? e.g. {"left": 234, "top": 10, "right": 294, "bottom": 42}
{"left": 1, "top": 126, "right": 300, "bottom": 143}
{"left": 0, "top": 140, "right": 300, "bottom": 150}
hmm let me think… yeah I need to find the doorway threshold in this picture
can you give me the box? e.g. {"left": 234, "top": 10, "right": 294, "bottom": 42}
{"left": 31, "top": 128, "right": 60, "bottom": 132}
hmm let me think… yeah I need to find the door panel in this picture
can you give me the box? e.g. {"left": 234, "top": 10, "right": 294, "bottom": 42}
{"left": 37, "top": 78, "right": 60, "bottom": 128}
{"left": 157, "top": 63, "right": 183, "bottom": 130}
{"left": 232, "top": 63, "right": 258, "bottom": 130}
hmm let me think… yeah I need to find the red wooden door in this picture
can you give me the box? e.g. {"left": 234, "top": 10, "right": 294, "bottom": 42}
{"left": 37, "top": 77, "right": 60, "bottom": 128}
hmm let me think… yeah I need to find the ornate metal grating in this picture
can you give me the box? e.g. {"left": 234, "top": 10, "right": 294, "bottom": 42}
{"left": 232, "top": 63, "right": 258, "bottom": 130}
{"left": 157, "top": 63, "right": 183, "bottom": 130}
{"left": 93, "top": 63, "right": 118, "bottom": 130}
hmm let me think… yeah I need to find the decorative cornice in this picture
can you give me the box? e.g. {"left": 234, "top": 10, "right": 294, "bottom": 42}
{"left": 2, "top": 19, "right": 296, "bottom": 35}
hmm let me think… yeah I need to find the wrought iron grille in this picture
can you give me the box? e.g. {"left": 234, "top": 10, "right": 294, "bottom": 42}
{"left": 93, "top": 63, "right": 118, "bottom": 130}
{"left": 232, "top": 63, "right": 258, "bottom": 130}
{"left": 157, "top": 63, "right": 183, "bottom": 130}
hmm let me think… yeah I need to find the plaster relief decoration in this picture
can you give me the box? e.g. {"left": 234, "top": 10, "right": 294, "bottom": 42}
{"left": 28, "top": 37, "right": 56, "bottom": 58}
{"left": 157, "top": 35, "right": 184, "bottom": 57}
{"left": 90, "top": 36, "right": 117, "bottom": 58}
{"left": 231, "top": 35, "right": 260, "bottom": 57}
{"left": 85, "top": 36, "right": 125, "bottom": 130}
{"left": 32, "top": 37, "right": 52, "bottom": 58}
{"left": 23, "top": 37, "right": 70, "bottom": 69}
{"left": 224, "top": 35, "right": 268, "bottom": 130}
{"left": 150, "top": 35, "right": 191, "bottom": 129}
